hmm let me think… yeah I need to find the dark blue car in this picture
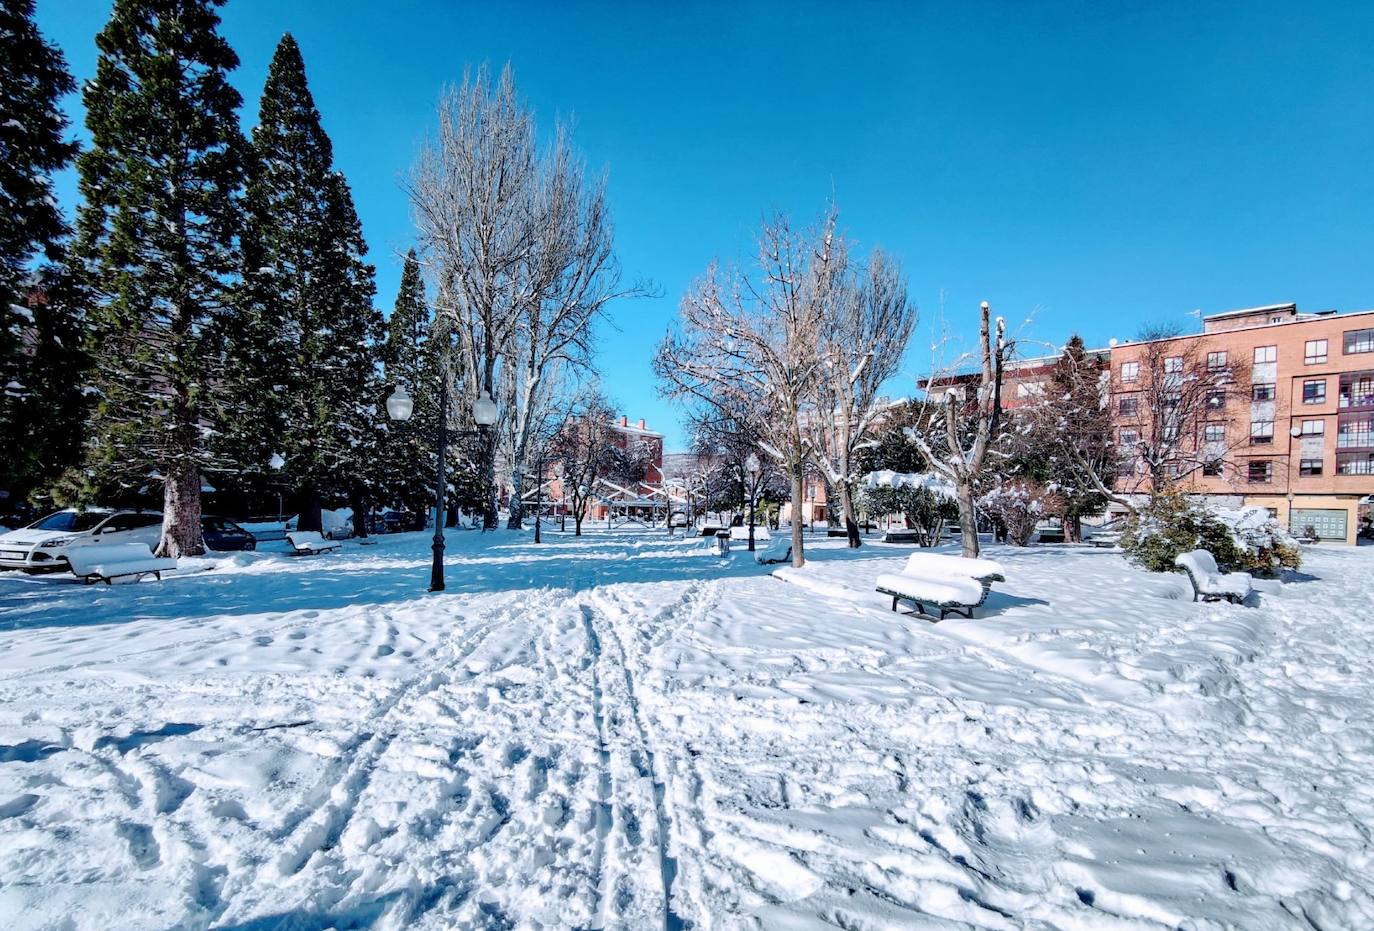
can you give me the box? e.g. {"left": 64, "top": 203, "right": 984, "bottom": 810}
{"left": 201, "top": 516, "right": 256, "bottom": 551}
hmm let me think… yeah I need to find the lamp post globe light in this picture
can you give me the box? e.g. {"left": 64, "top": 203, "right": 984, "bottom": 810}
{"left": 386, "top": 383, "right": 498, "bottom": 592}
{"left": 745, "top": 452, "right": 760, "bottom": 552}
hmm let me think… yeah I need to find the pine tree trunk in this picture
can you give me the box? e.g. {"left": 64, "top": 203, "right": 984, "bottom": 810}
{"left": 790, "top": 465, "right": 806, "bottom": 568}
{"left": 351, "top": 487, "right": 368, "bottom": 539}
{"left": 297, "top": 487, "right": 323, "bottom": 533}
{"left": 839, "top": 481, "right": 862, "bottom": 548}
{"left": 158, "top": 464, "right": 204, "bottom": 558}
{"left": 958, "top": 480, "right": 980, "bottom": 559}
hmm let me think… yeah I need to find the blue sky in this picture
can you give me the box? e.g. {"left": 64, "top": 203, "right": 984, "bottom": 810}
{"left": 36, "top": 1, "right": 1374, "bottom": 450}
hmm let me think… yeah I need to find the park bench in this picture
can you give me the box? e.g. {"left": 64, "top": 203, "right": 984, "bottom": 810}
{"left": 1173, "top": 549, "right": 1252, "bottom": 604}
{"left": 66, "top": 543, "right": 177, "bottom": 585}
{"left": 286, "top": 531, "right": 343, "bottom": 556}
{"left": 729, "top": 525, "right": 769, "bottom": 543}
{"left": 875, "top": 552, "right": 1006, "bottom": 621}
{"left": 881, "top": 529, "right": 923, "bottom": 544}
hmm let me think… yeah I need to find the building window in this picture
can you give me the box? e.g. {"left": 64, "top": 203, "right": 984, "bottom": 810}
{"left": 1119, "top": 428, "right": 1139, "bottom": 446}
{"left": 1250, "top": 421, "right": 1274, "bottom": 444}
{"left": 1337, "top": 454, "right": 1374, "bottom": 475}
{"left": 1204, "top": 423, "right": 1225, "bottom": 443}
{"left": 1120, "top": 361, "right": 1139, "bottom": 383}
{"left": 1300, "top": 419, "right": 1324, "bottom": 436}
{"left": 1305, "top": 339, "right": 1328, "bottom": 364}
{"left": 1303, "top": 379, "right": 1327, "bottom": 405}
{"left": 1206, "top": 389, "right": 1226, "bottom": 410}
{"left": 1202, "top": 460, "right": 1222, "bottom": 476}
{"left": 1206, "top": 351, "right": 1227, "bottom": 371}
{"left": 1161, "top": 424, "right": 1179, "bottom": 442}
{"left": 1252, "top": 383, "right": 1275, "bottom": 402}
{"left": 1254, "top": 345, "right": 1277, "bottom": 364}
{"left": 1164, "top": 356, "right": 1183, "bottom": 374}
{"left": 1248, "top": 460, "right": 1272, "bottom": 483}
{"left": 1300, "top": 458, "right": 1324, "bottom": 476}
{"left": 1344, "top": 328, "right": 1374, "bottom": 354}
{"left": 1117, "top": 395, "right": 1138, "bottom": 415}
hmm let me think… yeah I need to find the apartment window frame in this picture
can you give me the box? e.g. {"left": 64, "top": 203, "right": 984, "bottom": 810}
{"left": 1247, "top": 460, "right": 1273, "bottom": 483}
{"left": 1303, "top": 379, "right": 1327, "bottom": 405}
{"left": 1344, "top": 328, "right": 1374, "bottom": 355}
{"left": 1299, "top": 458, "right": 1324, "bottom": 477}
{"left": 1117, "top": 395, "right": 1139, "bottom": 416}
{"left": 1304, "top": 339, "right": 1328, "bottom": 365}
{"left": 1299, "top": 419, "right": 1325, "bottom": 436}
{"left": 1205, "top": 350, "right": 1228, "bottom": 371}
{"left": 1252, "top": 383, "right": 1276, "bottom": 402}
{"left": 1164, "top": 356, "right": 1184, "bottom": 374}
{"left": 1205, "top": 389, "right": 1226, "bottom": 410}
{"left": 1254, "top": 345, "right": 1277, "bottom": 364}
{"left": 1204, "top": 423, "right": 1226, "bottom": 443}
{"left": 1250, "top": 420, "right": 1274, "bottom": 444}
{"left": 1118, "top": 428, "right": 1140, "bottom": 447}
{"left": 1120, "top": 361, "right": 1139, "bottom": 383}
{"left": 1202, "top": 460, "right": 1223, "bottom": 477}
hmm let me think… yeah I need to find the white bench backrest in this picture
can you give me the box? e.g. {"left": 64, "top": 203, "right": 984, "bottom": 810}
{"left": 1175, "top": 549, "right": 1220, "bottom": 577}
{"left": 903, "top": 552, "right": 1005, "bottom": 580}
{"left": 287, "top": 531, "right": 325, "bottom": 547}
{"left": 65, "top": 542, "right": 157, "bottom": 574}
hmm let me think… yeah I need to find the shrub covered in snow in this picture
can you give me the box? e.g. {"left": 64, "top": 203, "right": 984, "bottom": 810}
{"left": 1122, "top": 489, "right": 1300, "bottom": 575}
{"left": 978, "top": 480, "right": 1062, "bottom": 546}
{"left": 858, "top": 472, "right": 957, "bottom": 547}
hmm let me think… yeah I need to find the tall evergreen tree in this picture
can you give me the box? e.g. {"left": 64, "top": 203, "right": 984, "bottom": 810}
{"left": 377, "top": 249, "right": 441, "bottom": 526}
{"left": 71, "top": 0, "right": 246, "bottom": 556}
{"left": 0, "top": 0, "right": 81, "bottom": 517}
{"left": 224, "top": 33, "right": 380, "bottom": 532}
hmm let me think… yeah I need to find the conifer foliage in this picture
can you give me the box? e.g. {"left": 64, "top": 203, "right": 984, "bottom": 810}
{"left": 0, "top": 0, "right": 83, "bottom": 516}
{"left": 71, "top": 0, "right": 246, "bottom": 557}
{"left": 225, "top": 34, "right": 381, "bottom": 533}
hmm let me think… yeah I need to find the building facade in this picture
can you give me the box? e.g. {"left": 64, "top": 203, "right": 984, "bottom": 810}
{"left": 1105, "top": 304, "right": 1374, "bottom": 543}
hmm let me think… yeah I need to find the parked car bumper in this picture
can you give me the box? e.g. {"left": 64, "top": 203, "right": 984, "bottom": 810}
{"left": 0, "top": 547, "right": 71, "bottom": 571}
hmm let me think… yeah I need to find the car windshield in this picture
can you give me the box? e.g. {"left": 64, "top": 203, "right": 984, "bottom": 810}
{"left": 26, "top": 511, "right": 107, "bottom": 533}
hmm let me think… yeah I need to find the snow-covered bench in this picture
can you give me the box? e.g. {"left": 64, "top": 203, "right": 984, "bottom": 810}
{"left": 286, "top": 531, "right": 342, "bottom": 556}
{"left": 729, "top": 525, "right": 770, "bottom": 543}
{"left": 1173, "top": 549, "right": 1252, "bottom": 604}
{"left": 875, "top": 552, "right": 1006, "bottom": 621}
{"left": 66, "top": 543, "right": 177, "bottom": 585}
{"left": 754, "top": 535, "right": 792, "bottom": 565}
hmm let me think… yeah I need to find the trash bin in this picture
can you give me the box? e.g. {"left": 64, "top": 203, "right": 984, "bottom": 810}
{"left": 715, "top": 529, "right": 731, "bottom": 557}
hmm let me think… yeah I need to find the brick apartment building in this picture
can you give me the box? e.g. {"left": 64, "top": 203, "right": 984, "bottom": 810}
{"left": 954, "top": 303, "right": 1373, "bottom": 544}
{"left": 537, "top": 415, "right": 665, "bottom": 522}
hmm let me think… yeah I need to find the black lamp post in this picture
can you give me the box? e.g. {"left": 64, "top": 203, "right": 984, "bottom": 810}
{"left": 745, "top": 452, "right": 760, "bottom": 552}
{"left": 533, "top": 445, "right": 544, "bottom": 544}
{"left": 387, "top": 382, "right": 498, "bottom": 592}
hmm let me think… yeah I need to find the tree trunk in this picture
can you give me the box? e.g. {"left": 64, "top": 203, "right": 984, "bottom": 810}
{"left": 838, "top": 481, "right": 862, "bottom": 548}
{"left": 1066, "top": 514, "right": 1083, "bottom": 543}
{"left": 790, "top": 466, "right": 806, "bottom": 568}
{"left": 957, "top": 480, "right": 980, "bottom": 559}
{"left": 507, "top": 465, "right": 525, "bottom": 529}
{"left": 296, "top": 487, "right": 323, "bottom": 533}
{"left": 158, "top": 463, "right": 205, "bottom": 558}
{"left": 351, "top": 488, "right": 368, "bottom": 539}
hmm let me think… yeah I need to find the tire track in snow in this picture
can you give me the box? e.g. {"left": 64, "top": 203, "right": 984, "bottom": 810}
{"left": 579, "top": 582, "right": 714, "bottom": 931}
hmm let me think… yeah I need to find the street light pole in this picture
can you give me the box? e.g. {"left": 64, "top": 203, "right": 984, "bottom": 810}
{"left": 745, "top": 452, "right": 760, "bottom": 552}
{"left": 429, "top": 381, "right": 449, "bottom": 591}
{"left": 387, "top": 382, "right": 497, "bottom": 593}
{"left": 534, "top": 445, "right": 543, "bottom": 544}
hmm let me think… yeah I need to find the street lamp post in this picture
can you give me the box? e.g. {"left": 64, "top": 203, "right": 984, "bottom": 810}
{"left": 386, "top": 383, "right": 497, "bottom": 592}
{"left": 534, "top": 445, "right": 544, "bottom": 544}
{"left": 745, "top": 452, "right": 760, "bottom": 552}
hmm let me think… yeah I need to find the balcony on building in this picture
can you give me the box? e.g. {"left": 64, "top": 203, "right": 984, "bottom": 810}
{"left": 1337, "top": 414, "right": 1374, "bottom": 450}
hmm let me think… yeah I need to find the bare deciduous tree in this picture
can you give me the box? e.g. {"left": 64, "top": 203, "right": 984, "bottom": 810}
{"left": 910, "top": 301, "right": 1008, "bottom": 558}
{"left": 810, "top": 248, "right": 916, "bottom": 547}
{"left": 655, "top": 212, "right": 840, "bottom": 568}
{"left": 549, "top": 389, "right": 621, "bottom": 536}
{"left": 408, "top": 65, "right": 638, "bottom": 530}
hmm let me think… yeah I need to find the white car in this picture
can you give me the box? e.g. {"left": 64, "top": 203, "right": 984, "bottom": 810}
{"left": 0, "top": 509, "right": 164, "bottom": 572}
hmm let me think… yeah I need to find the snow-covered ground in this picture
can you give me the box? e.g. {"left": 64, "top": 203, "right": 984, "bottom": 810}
{"left": 1, "top": 529, "right": 1372, "bottom": 929}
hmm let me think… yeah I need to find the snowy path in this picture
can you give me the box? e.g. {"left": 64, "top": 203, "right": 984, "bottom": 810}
{"left": 2, "top": 529, "right": 1373, "bottom": 928}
